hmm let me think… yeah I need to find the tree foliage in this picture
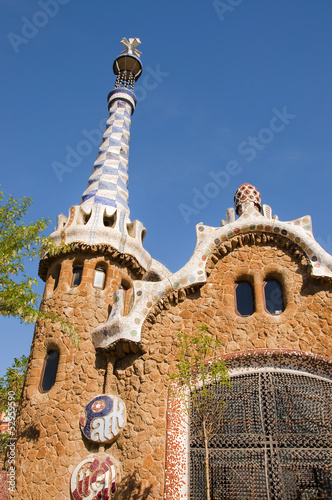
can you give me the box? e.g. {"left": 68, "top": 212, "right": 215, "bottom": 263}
{"left": 170, "top": 324, "right": 230, "bottom": 500}
{"left": 0, "top": 355, "right": 28, "bottom": 414}
{"left": 0, "top": 191, "right": 49, "bottom": 323}
{"left": 0, "top": 191, "right": 79, "bottom": 344}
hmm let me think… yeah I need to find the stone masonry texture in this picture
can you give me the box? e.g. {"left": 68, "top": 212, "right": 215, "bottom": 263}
{"left": 12, "top": 237, "right": 332, "bottom": 499}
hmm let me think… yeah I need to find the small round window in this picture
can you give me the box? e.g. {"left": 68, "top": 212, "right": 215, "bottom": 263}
{"left": 264, "top": 279, "right": 284, "bottom": 315}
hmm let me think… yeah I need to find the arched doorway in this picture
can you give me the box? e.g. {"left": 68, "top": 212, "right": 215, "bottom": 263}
{"left": 190, "top": 369, "right": 332, "bottom": 500}
{"left": 164, "top": 350, "right": 332, "bottom": 500}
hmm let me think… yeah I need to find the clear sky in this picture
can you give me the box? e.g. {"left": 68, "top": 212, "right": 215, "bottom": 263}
{"left": 1, "top": 0, "right": 332, "bottom": 376}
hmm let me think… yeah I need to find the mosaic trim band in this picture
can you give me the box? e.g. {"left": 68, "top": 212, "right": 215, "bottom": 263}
{"left": 93, "top": 201, "right": 332, "bottom": 349}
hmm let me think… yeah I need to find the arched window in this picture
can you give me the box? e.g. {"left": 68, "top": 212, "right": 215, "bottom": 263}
{"left": 72, "top": 264, "right": 83, "bottom": 287}
{"left": 103, "top": 211, "right": 116, "bottom": 228}
{"left": 189, "top": 369, "right": 332, "bottom": 499}
{"left": 52, "top": 266, "right": 60, "bottom": 291}
{"left": 40, "top": 350, "right": 59, "bottom": 392}
{"left": 235, "top": 281, "right": 255, "bottom": 316}
{"left": 93, "top": 265, "right": 106, "bottom": 289}
{"left": 264, "top": 278, "right": 284, "bottom": 314}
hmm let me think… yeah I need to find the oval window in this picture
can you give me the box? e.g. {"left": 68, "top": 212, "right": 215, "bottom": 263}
{"left": 235, "top": 281, "right": 255, "bottom": 316}
{"left": 40, "top": 350, "right": 59, "bottom": 392}
{"left": 264, "top": 279, "right": 284, "bottom": 315}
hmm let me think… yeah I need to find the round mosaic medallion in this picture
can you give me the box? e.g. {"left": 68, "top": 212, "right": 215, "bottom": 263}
{"left": 80, "top": 395, "right": 126, "bottom": 444}
{"left": 234, "top": 183, "right": 261, "bottom": 215}
{"left": 70, "top": 453, "right": 120, "bottom": 500}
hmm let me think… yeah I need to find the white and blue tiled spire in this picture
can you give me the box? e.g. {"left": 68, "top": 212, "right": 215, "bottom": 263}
{"left": 80, "top": 37, "right": 142, "bottom": 218}
{"left": 48, "top": 39, "right": 170, "bottom": 279}
{"left": 80, "top": 99, "right": 132, "bottom": 214}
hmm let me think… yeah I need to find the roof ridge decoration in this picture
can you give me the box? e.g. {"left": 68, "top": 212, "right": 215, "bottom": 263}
{"left": 93, "top": 187, "right": 332, "bottom": 349}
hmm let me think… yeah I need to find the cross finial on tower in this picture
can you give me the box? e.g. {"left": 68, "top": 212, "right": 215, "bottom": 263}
{"left": 120, "top": 37, "right": 142, "bottom": 58}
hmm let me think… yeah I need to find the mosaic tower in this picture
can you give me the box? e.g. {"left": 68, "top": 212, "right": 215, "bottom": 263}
{"left": 13, "top": 38, "right": 169, "bottom": 500}
{"left": 12, "top": 40, "right": 332, "bottom": 499}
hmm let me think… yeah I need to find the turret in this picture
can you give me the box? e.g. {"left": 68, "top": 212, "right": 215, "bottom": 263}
{"left": 13, "top": 38, "right": 169, "bottom": 500}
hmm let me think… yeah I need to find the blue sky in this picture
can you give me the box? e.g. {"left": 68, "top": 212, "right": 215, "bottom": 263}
{"left": 1, "top": 0, "right": 332, "bottom": 376}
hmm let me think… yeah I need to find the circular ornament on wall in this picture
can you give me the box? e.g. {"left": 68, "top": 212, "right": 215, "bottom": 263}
{"left": 70, "top": 453, "right": 120, "bottom": 500}
{"left": 80, "top": 394, "right": 126, "bottom": 443}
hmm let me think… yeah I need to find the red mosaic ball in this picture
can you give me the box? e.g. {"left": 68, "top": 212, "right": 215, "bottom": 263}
{"left": 234, "top": 183, "right": 261, "bottom": 215}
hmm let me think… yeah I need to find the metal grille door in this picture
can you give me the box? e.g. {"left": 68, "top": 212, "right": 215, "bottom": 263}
{"left": 189, "top": 371, "right": 332, "bottom": 500}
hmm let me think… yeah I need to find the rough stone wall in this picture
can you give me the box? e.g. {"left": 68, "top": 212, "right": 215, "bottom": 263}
{"left": 13, "top": 252, "right": 137, "bottom": 500}
{"left": 12, "top": 240, "right": 332, "bottom": 499}
{"left": 142, "top": 240, "right": 332, "bottom": 357}
{"left": 108, "top": 240, "right": 332, "bottom": 499}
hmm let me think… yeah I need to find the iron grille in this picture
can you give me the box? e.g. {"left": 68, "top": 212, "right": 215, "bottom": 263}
{"left": 189, "top": 371, "right": 332, "bottom": 500}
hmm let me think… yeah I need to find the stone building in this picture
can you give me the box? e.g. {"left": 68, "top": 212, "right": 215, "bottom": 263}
{"left": 12, "top": 39, "right": 332, "bottom": 499}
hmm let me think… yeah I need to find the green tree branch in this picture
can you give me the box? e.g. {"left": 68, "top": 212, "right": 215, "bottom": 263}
{"left": 0, "top": 191, "right": 49, "bottom": 323}
{"left": 0, "top": 191, "right": 79, "bottom": 344}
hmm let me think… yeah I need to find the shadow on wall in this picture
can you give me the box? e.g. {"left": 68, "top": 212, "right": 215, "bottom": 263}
{"left": 18, "top": 424, "right": 40, "bottom": 441}
{"left": 114, "top": 475, "right": 153, "bottom": 500}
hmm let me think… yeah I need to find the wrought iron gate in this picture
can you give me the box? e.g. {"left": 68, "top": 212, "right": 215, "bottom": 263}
{"left": 189, "top": 371, "right": 332, "bottom": 499}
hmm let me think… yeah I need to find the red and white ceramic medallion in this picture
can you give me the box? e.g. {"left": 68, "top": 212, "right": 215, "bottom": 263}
{"left": 70, "top": 453, "right": 120, "bottom": 500}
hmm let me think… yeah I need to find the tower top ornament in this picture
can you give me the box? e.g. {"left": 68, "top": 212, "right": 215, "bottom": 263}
{"left": 120, "top": 37, "right": 142, "bottom": 57}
